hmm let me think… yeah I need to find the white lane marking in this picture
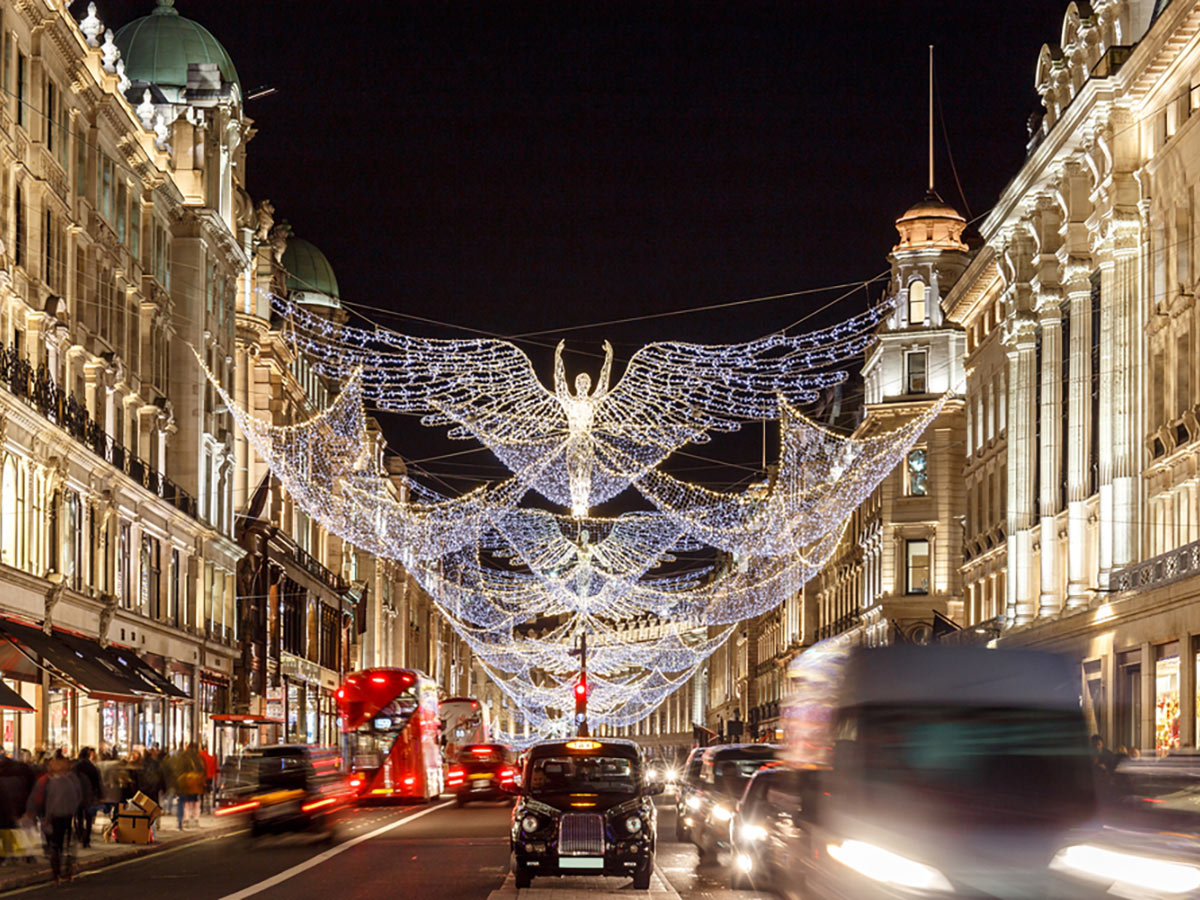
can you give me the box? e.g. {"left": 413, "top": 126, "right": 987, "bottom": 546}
{"left": 217, "top": 801, "right": 453, "bottom": 900}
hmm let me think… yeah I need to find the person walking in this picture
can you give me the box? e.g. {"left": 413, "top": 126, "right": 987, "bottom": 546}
{"left": 28, "top": 758, "right": 82, "bottom": 884}
{"left": 199, "top": 743, "right": 217, "bottom": 814}
{"left": 73, "top": 749, "right": 101, "bottom": 848}
{"left": 172, "top": 744, "right": 204, "bottom": 830}
{"left": 98, "top": 750, "right": 124, "bottom": 826}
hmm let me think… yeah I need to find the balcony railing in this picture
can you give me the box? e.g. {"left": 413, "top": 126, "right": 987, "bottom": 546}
{"left": 1113, "top": 540, "right": 1200, "bottom": 595}
{"left": 0, "top": 344, "right": 198, "bottom": 520}
{"left": 816, "top": 612, "right": 861, "bottom": 641}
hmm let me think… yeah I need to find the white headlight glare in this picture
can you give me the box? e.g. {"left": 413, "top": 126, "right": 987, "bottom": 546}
{"left": 712, "top": 804, "right": 733, "bottom": 822}
{"left": 735, "top": 853, "right": 754, "bottom": 873}
{"left": 686, "top": 795, "right": 702, "bottom": 810}
{"left": 1052, "top": 844, "right": 1200, "bottom": 895}
{"left": 521, "top": 814, "right": 540, "bottom": 834}
{"left": 626, "top": 815, "right": 642, "bottom": 833}
{"left": 826, "top": 840, "right": 954, "bottom": 892}
{"left": 741, "top": 823, "right": 767, "bottom": 842}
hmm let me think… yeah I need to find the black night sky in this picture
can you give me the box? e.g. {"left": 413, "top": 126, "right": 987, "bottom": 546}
{"left": 100, "top": 0, "right": 1065, "bottom": 492}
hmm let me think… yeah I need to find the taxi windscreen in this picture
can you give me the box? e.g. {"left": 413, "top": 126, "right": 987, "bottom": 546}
{"left": 529, "top": 756, "right": 638, "bottom": 796}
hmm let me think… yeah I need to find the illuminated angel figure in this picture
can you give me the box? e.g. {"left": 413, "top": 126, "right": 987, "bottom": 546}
{"left": 281, "top": 297, "right": 890, "bottom": 511}
{"left": 555, "top": 341, "right": 613, "bottom": 516}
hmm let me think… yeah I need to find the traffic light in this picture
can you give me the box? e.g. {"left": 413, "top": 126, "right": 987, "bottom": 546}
{"left": 574, "top": 677, "right": 588, "bottom": 735}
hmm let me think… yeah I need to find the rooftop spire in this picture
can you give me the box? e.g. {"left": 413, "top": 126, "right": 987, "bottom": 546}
{"left": 928, "top": 44, "right": 935, "bottom": 194}
{"left": 154, "top": 0, "right": 178, "bottom": 16}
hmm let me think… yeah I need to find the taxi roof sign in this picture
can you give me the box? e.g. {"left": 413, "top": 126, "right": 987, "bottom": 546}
{"left": 565, "top": 739, "right": 601, "bottom": 751}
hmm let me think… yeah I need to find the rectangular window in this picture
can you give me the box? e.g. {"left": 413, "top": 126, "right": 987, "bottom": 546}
{"left": 905, "top": 448, "right": 928, "bottom": 496}
{"left": 1117, "top": 649, "right": 1142, "bottom": 753}
{"left": 170, "top": 549, "right": 181, "bottom": 627}
{"left": 13, "top": 184, "right": 23, "bottom": 270}
{"left": 1156, "top": 642, "right": 1180, "bottom": 756}
{"left": 908, "top": 281, "right": 926, "bottom": 326}
{"left": 906, "top": 351, "right": 927, "bottom": 394}
{"left": 130, "top": 197, "right": 140, "bottom": 260}
{"left": 1177, "top": 332, "right": 1191, "bottom": 419}
{"left": 1060, "top": 299, "right": 1071, "bottom": 512}
{"left": 100, "top": 156, "right": 113, "bottom": 222}
{"left": 75, "top": 127, "right": 86, "bottom": 197}
{"left": 15, "top": 51, "right": 24, "bottom": 128}
{"left": 44, "top": 80, "right": 55, "bottom": 152}
{"left": 118, "top": 521, "right": 132, "bottom": 609}
{"left": 905, "top": 539, "right": 930, "bottom": 595}
{"left": 116, "top": 181, "right": 127, "bottom": 244}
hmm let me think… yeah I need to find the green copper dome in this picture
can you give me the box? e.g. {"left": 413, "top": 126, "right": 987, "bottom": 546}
{"left": 114, "top": 0, "right": 239, "bottom": 90}
{"left": 282, "top": 238, "right": 340, "bottom": 308}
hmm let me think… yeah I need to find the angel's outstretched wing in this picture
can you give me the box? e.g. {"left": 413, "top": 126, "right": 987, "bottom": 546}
{"left": 279, "top": 298, "right": 565, "bottom": 454}
{"left": 593, "top": 303, "right": 888, "bottom": 474}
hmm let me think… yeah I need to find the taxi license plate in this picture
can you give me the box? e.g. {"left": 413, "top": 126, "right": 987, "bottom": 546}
{"left": 469, "top": 773, "right": 493, "bottom": 781}
{"left": 559, "top": 858, "right": 603, "bottom": 869}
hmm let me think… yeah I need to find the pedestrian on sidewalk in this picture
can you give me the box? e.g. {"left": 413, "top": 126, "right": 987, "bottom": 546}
{"left": 199, "top": 743, "right": 217, "bottom": 814}
{"left": 73, "top": 748, "right": 101, "bottom": 849}
{"left": 0, "top": 750, "right": 31, "bottom": 862}
{"left": 28, "top": 758, "right": 82, "bottom": 884}
{"left": 171, "top": 744, "right": 204, "bottom": 829}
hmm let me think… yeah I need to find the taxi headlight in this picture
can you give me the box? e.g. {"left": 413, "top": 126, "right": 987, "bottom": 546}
{"left": 712, "top": 804, "right": 733, "bottom": 822}
{"left": 826, "top": 840, "right": 953, "bottom": 892}
{"left": 520, "top": 814, "right": 540, "bottom": 834}
{"left": 625, "top": 814, "right": 642, "bottom": 834}
{"left": 685, "top": 795, "right": 702, "bottom": 810}
{"left": 1051, "top": 844, "right": 1200, "bottom": 895}
{"left": 740, "top": 823, "right": 767, "bottom": 842}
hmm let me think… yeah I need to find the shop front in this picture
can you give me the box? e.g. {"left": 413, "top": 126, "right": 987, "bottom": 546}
{"left": 280, "top": 653, "right": 338, "bottom": 747}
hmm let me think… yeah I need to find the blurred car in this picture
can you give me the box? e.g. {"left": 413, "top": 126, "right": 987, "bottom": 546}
{"left": 784, "top": 642, "right": 1104, "bottom": 898}
{"left": 646, "top": 758, "right": 673, "bottom": 787}
{"left": 216, "top": 745, "right": 353, "bottom": 840}
{"left": 507, "top": 737, "right": 663, "bottom": 889}
{"left": 445, "top": 743, "right": 516, "bottom": 806}
{"left": 675, "top": 746, "right": 707, "bottom": 841}
{"left": 1045, "top": 754, "right": 1200, "bottom": 898}
{"left": 727, "top": 762, "right": 817, "bottom": 891}
{"left": 690, "top": 743, "right": 778, "bottom": 862}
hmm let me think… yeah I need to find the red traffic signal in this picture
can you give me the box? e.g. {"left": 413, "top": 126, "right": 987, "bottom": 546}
{"left": 574, "top": 679, "right": 587, "bottom": 700}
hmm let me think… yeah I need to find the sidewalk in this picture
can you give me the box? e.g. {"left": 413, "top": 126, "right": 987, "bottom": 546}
{"left": 0, "top": 811, "right": 242, "bottom": 893}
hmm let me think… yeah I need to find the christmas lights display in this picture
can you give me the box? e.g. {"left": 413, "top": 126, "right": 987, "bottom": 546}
{"left": 207, "top": 297, "right": 942, "bottom": 738}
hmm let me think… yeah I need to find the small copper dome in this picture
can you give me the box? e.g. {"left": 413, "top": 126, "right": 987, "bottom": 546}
{"left": 894, "top": 190, "right": 968, "bottom": 252}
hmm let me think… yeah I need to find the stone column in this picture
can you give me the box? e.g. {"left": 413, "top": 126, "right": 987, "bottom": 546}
{"left": 1064, "top": 261, "right": 1093, "bottom": 608}
{"left": 1109, "top": 211, "right": 1141, "bottom": 572}
{"left": 1004, "top": 312, "right": 1039, "bottom": 626}
{"left": 1038, "top": 297, "right": 1064, "bottom": 617}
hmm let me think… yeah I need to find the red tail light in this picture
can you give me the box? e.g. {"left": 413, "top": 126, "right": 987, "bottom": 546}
{"left": 403, "top": 776, "right": 415, "bottom": 786}
{"left": 349, "top": 775, "right": 364, "bottom": 788}
{"left": 447, "top": 767, "right": 464, "bottom": 785}
{"left": 470, "top": 747, "right": 493, "bottom": 756}
{"left": 301, "top": 797, "right": 337, "bottom": 813}
{"left": 215, "top": 800, "right": 260, "bottom": 816}
{"left": 370, "top": 675, "right": 388, "bottom": 684}
{"left": 499, "top": 766, "right": 515, "bottom": 783}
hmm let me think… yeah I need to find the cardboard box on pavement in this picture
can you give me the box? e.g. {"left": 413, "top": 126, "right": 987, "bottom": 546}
{"left": 114, "top": 809, "right": 152, "bottom": 844}
{"left": 130, "top": 791, "right": 163, "bottom": 822}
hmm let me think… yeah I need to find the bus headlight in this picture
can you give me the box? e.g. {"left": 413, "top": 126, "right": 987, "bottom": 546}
{"left": 1051, "top": 844, "right": 1200, "bottom": 894}
{"left": 685, "top": 795, "right": 702, "bottom": 810}
{"left": 625, "top": 815, "right": 642, "bottom": 834}
{"left": 521, "top": 814, "right": 540, "bottom": 834}
{"left": 826, "top": 840, "right": 953, "bottom": 892}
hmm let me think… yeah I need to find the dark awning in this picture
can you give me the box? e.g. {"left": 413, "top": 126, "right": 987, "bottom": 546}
{"left": 0, "top": 681, "right": 32, "bottom": 712}
{"left": 0, "top": 619, "right": 143, "bottom": 702}
{"left": 55, "top": 634, "right": 189, "bottom": 701}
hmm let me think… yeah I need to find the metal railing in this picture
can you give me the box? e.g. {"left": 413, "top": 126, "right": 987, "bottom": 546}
{"left": 0, "top": 344, "right": 198, "bottom": 519}
{"left": 1113, "top": 540, "right": 1200, "bottom": 594}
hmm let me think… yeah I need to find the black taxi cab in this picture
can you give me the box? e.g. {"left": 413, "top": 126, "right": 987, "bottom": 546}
{"left": 505, "top": 737, "right": 662, "bottom": 889}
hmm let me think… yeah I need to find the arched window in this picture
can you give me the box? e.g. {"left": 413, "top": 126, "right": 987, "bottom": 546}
{"left": 909, "top": 281, "right": 927, "bottom": 326}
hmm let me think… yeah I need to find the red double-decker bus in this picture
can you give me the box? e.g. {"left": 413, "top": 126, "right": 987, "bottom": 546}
{"left": 337, "top": 668, "right": 443, "bottom": 801}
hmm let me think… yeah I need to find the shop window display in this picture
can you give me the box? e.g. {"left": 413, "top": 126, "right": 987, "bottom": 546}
{"left": 1156, "top": 646, "right": 1180, "bottom": 756}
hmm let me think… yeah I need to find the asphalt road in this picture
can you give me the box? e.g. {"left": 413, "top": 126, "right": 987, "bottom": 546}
{"left": 4, "top": 796, "right": 772, "bottom": 900}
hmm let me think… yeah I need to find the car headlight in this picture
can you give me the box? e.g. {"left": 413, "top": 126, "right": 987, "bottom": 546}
{"left": 667, "top": 769, "right": 678, "bottom": 782}
{"left": 740, "top": 823, "right": 767, "bottom": 842}
{"left": 520, "top": 814, "right": 540, "bottom": 834}
{"left": 625, "top": 814, "right": 642, "bottom": 834}
{"left": 826, "top": 840, "right": 953, "bottom": 892}
{"left": 686, "top": 795, "right": 702, "bottom": 810}
{"left": 1051, "top": 844, "right": 1200, "bottom": 895}
{"left": 712, "top": 804, "right": 733, "bottom": 822}
{"left": 735, "top": 852, "right": 754, "bottom": 873}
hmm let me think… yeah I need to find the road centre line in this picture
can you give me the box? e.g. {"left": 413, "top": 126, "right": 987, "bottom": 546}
{"left": 217, "top": 800, "right": 453, "bottom": 900}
